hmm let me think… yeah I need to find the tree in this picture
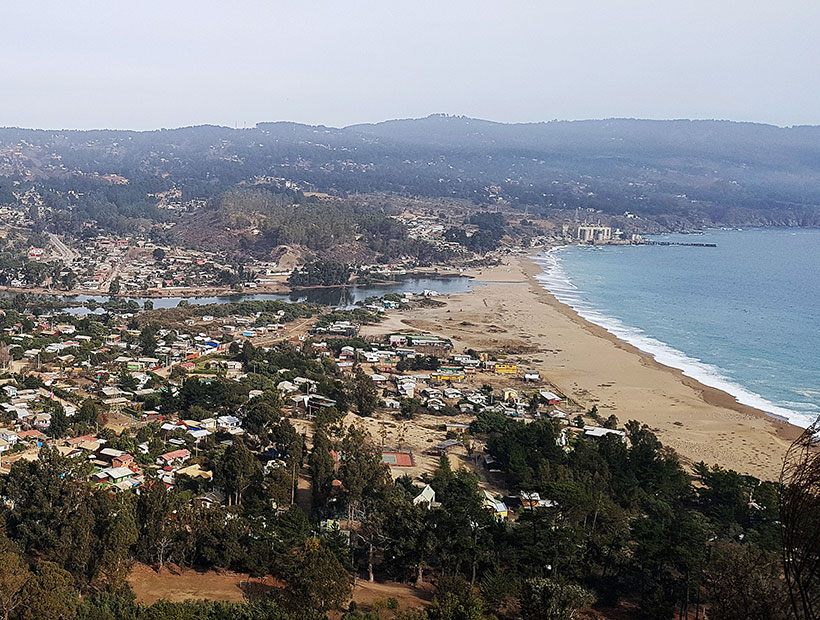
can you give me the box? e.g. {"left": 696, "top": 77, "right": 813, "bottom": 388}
{"left": 76, "top": 398, "right": 101, "bottom": 426}
{"left": 284, "top": 538, "right": 351, "bottom": 613}
{"left": 288, "top": 260, "right": 352, "bottom": 287}
{"left": 780, "top": 421, "right": 820, "bottom": 619}
{"left": 0, "top": 445, "right": 87, "bottom": 564}
{"left": 213, "top": 439, "right": 261, "bottom": 505}
{"left": 108, "top": 277, "right": 120, "bottom": 295}
{"left": 309, "top": 429, "right": 336, "bottom": 507}
{"left": 19, "top": 561, "right": 77, "bottom": 620}
{"left": 338, "top": 425, "right": 390, "bottom": 521}
{"left": 135, "top": 472, "right": 176, "bottom": 570}
{"left": 241, "top": 397, "right": 281, "bottom": 438}
{"left": 152, "top": 248, "right": 166, "bottom": 261}
{"left": 48, "top": 402, "right": 69, "bottom": 438}
{"left": 118, "top": 369, "right": 138, "bottom": 392}
{"left": 519, "top": 578, "right": 594, "bottom": 620}
{"left": 0, "top": 538, "right": 29, "bottom": 620}
{"left": 705, "top": 541, "right": 789, "bottom": 620}
{"left": 139, "top": 323, "right": 159, "bottom": 356}
{"left": 94, "top": 494, "right": 138, "bottom": 591}
{"left": 427, "top": 577, "right": 484, "bottom": 620}
{"left": 352, "top": 367, "right": 378, "bottom": 417}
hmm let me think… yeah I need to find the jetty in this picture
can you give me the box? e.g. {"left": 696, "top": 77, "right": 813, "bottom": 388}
{"left": 643, "top": 240, "right": 717, "bottom": 248}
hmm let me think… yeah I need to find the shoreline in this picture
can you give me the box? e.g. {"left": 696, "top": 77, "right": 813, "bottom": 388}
{"left": 366, "top": 254, "right": 801, "bottom": 480}
{"left": 517, "top": 255, "right": 803, "bottom": 446}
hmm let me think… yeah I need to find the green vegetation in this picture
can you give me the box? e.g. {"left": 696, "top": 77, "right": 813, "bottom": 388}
{"left": 289, "top": 260, "right": 353, "bottom": 287}
{"left": 4, "top": 118, "right": 820, "bottom": 238}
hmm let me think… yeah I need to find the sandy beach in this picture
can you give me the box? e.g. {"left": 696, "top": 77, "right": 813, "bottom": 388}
{"left": 363, "top": 254, "right": 801, "bottom": 480}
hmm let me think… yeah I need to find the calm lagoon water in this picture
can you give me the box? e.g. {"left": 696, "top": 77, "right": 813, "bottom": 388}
{"left": 57, "top": 275, "right": 476, "bottom": 314}
{"left": 535, "top": 228, "right": 820, "bottom": 428}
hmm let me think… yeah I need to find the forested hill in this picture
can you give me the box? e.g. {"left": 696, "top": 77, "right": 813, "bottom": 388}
{"left": 3, "top": 116, "right": 820, "bottom": 227}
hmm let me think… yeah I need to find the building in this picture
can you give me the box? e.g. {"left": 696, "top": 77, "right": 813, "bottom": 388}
{"left": 483, "top": 490, "right": 509, "bottom": 520}
{"left": 577, "top": 224, "right": 612, "bottom": 243}
{"left": 584, "top": 426, "right": 627, "bottom": 441}
{"left": 413, "top": 484, "right": 437, "bottom": 508}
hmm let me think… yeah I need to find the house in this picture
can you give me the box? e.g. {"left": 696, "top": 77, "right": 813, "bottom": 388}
{"left": 482, "top": 454, "right": 501, "bottom": 472}
{"left": 32, "top": 413, "right": 51, "bottom": 430}
{"left": 113, "top": 453, "right": 135, "bottom": 468}
{"left": 583, "top": 426, "right": 626, "bottom": 441}
{"left": 413, "top": 484, "right": 437, "bottom": 508}
{"left": 483, "top": 490, "right": 509, "bottom": 520}
{"left": 539, "top": 391, "right": 563, "bottom": 406}
{"left": 17, "top": 429, "right": 46, "bottom": 443}
{"left": 427, "top": 439, "right": 461, "bottom": 455}
{"left": 98, "top": 447, "right": 127, "bottom": 464}
{"left": 382, "top": 398, "right": 401, "bottom": 409}
{"left": 175, "top": 463, "right": 213, "bottom": 481}
{"left": 77, "top": 439, "right": 104, "bottom": 453}
{"left": 224, "top": 360, "right": 243, "bottom": 378}
{"left": 422, "top": 387, "right": 441, "bottom": 399}
{"left": 277, "top": 380, "right": 298, "bottom": 395}
{"left": 0, "top": 429, "right": 19, "bottom": 446}
{"left": 216, "top": 415, "right": 242, "bottom": 432}
{"left": 157, "top": 448, "right": 191, "bottom": 467}
{"left": 188, "top": 428, "right": 212, "bottom": 441}
{"left": 93, "top": 466, "right": 135, "bottom": 484}
{"left": 520, "top": 491, "right": 557, "bottom": 510}
{"left": 425, "top": 398, "right": 446, "bottom": 412}
{"left": 524, "top": 370, "right": 541, "bottom": 382}
{"left": 443, "top": 387, "right": 463, "bottom": 400}
{"left": 305, "top": 395, "right": 337, "bottom": 417}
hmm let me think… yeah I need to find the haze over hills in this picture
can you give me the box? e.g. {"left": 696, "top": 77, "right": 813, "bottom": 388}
{"left": 2, "top": 115, "right": 820, "bottom": 229}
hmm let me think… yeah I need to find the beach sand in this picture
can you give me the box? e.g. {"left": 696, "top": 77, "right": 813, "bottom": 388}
{"left": 363, "top": 255, "right": 802, "bottom": 480}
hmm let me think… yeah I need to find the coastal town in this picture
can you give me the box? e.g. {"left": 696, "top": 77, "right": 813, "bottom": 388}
{"left": 0, "top": 114, "right": 810, "bottom": 619}
{"left": 0, "top": 279, "right": 624, "bottom": 494}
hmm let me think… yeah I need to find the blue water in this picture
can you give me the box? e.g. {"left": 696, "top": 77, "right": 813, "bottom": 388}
{"left": 535, "top": 228, "right": 820, "bottom": 428}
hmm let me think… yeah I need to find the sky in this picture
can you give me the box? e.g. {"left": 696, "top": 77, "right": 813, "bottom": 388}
{"left": 2, "top": 1, "right": 820, "bottom": 130}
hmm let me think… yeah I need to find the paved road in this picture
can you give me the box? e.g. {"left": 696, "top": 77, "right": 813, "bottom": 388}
{"left": 47, "top": 233, "right": 79, "bottom": 265}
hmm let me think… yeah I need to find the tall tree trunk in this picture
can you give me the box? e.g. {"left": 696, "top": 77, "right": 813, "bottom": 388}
{"left": 415, "top": 563, "right": 424, "bottom": 588}
{"left": 471, "top": 557, "right": 477, "bottom": 587}
{"left": 368, "top": 542, "right": 375, "bottom": 582}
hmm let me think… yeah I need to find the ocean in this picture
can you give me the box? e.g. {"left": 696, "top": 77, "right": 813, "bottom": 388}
{"left": 534, "top": 228, "right": 820, "bottom": 428}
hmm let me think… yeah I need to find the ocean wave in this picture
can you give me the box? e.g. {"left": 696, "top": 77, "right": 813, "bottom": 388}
{"left": 534, "top": 247, "right": 816, "bottom": 428}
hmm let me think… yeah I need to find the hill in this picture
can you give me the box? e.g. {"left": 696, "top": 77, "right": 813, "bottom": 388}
{"left": 2, "top": 116, "right": 820, "bottom": 229}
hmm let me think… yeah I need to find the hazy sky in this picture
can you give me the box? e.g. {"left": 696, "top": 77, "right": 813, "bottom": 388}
{"left": 3, "top": 1, "right": 819, "bottom": 130}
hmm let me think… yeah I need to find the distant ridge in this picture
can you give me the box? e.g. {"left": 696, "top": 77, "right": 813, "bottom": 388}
{"left": 2, "top": 115, "right": 820, "bottom": 227}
